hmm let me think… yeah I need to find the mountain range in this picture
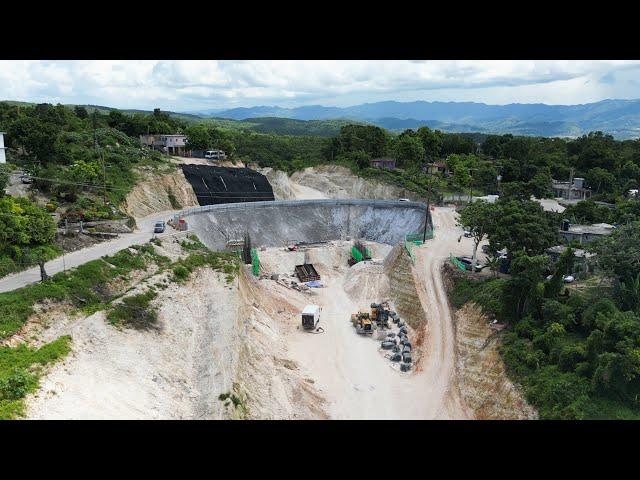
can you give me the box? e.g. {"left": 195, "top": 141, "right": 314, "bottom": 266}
{"left": 185, "top": 99, "right": 640, "bottom": 139}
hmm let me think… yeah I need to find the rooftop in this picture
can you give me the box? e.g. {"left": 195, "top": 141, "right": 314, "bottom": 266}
{"left": 546, "top": 245, "right": 597, "bottom": 259}
{"left": 564, "top": 223, "right": 615, "bottom": 235}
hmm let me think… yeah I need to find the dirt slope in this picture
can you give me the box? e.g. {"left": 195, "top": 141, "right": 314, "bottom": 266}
{"left": 261, "top": 165, "right": 424, "bottom": 201}
{"left": 452, "top": 302, "right": 538, "bottom": 420}
{"left": 122, "top": 171, "right": 198, "bottom": 218}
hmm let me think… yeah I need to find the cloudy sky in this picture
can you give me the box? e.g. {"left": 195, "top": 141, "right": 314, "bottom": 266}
{"left": 1, "top": 60, "right": 640, "bottom": 111}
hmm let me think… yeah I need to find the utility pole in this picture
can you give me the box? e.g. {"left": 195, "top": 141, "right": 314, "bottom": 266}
{"left": 423, "top": 171, "right": 434, "bottom": 243}
{"left": 101, "top": 150, "right": 108, "bottom": 207}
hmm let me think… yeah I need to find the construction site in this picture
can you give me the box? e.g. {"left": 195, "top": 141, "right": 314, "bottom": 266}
{"left": 16, "top": 164, "right": 533, "bottom": 420}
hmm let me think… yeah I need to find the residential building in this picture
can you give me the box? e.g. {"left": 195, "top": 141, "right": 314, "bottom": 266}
{"left": 546, "top": 245, "right": 597, "bottom": 277}
{"left": 559, "top": 221, "right": 615, "bottom": 244}
{"left": 423, "top": 161, "right": 447, "bottom": 175}
{"left": 370, "top": 157, "right": 396, "bottom": 170}
{"left": 139, "top": 134, "right": 187, "bottom": 155}
{"left": 0, "top": 132, "right": 6, "bottom": 164}
{"left": 552, "top": 177, "right": 592, "bottom": 201}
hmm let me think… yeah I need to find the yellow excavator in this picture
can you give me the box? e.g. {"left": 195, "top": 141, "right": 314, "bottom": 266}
{"left": 351, "top": 311, "right": 374, "bottom": 335}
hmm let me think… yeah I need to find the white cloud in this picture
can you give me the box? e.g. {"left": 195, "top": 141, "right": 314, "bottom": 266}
{"left": 0, "top": 60, "right": 639, "bottom": 110}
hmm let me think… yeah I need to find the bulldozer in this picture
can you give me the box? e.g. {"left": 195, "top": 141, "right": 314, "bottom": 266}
{"left": 351, "top": 311, "right": 374, "bottom": 335}
{"left": 370, "top": 302, "right": 392, "bottom": 329}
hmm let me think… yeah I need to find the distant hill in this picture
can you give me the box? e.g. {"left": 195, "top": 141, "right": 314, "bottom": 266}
{"left": 194, "top": 99, "right": 640, "bottom": 139}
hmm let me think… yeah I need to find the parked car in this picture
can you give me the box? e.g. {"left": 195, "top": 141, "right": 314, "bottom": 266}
{"left": 21, "top": 174, "right": 34, "bottom": 184}
{"left": 463, "top": 230, "right": 472, "bottom": 238}
{"left": 398, "top": 198, "right": 411, "bottom": 202}
{"left": 154, "top": 220, "right": 165, "bottom": 233}
{"left": 457, "top": 256, "right": 484, "bottom": 272}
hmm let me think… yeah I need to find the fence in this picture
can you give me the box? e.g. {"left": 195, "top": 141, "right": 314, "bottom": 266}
{"left": 251, "top": 248, "right": 260, "bottom": 276}
{"left": 403, "top": 226, "right": 435, "bottom": 264}
{"left": 449, "top": 253, "right": 467, "bottom": 271}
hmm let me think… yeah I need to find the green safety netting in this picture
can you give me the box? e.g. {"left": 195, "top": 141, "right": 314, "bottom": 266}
{"left": 251, "top": 248, "right": 260, "bottom": 276}
{"left": 350, "top": 245, "right": 372, "bottom": 263}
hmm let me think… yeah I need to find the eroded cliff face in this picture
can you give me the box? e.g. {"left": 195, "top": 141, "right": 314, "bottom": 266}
{"left": 122, "top": 171, "right": 199, "bottom": 218}
{"left": 442, "top": 266, "right": 538, "bottom": 420}
{"left": 260, "top": 165, "right": 425, "bottom": 202}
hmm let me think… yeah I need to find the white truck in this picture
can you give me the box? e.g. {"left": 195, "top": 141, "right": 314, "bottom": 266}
{"left": 301, "top": 305, "right": 321, "bottom": 330}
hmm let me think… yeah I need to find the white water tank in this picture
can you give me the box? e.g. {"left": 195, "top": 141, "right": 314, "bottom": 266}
{"left": 0, "top": 132, "right": 6, "bottom": 164}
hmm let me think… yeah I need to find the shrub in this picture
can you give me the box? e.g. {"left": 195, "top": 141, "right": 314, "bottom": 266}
{"left": 107, "top": 290, "right": 158, "bottom": 330}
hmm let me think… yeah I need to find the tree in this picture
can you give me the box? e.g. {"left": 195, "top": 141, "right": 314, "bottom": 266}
{"left": 592, "top": 221, "right": 640, "bottom": 280}
{"left": 485, "top": 199, "right": 558, "bottom": 257}
{"left": 416, "top": 126, "right": 443, "bottom": 159}
{"left": 504, "top": 253, "right": 548, "bottom": 319}
{"left": 74, "top": 105, "right": 89, "bottom": 119}
{"left": 185, "top": 124, "right": 211, "bottom": 151}
{"left": 459, "top": 200, "right": 498, "bottom": 269}
{"left": 392, "top": 134, "right": 424, "bottom": 169}
{"left": 0, "top": 165, "right": 9, "bottom": 196}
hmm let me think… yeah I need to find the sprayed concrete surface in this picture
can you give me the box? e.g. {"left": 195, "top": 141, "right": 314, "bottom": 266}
{"left": 185, "top": 199, "right": 428, "bottom": 250}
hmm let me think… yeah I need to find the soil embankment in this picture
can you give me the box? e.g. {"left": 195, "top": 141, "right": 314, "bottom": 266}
{"left": 261, "top": 165, "right": 425, "bottom": 201}
{"left": 442, "top": 265, "right": 538, "bottom": 419}
{"left": 122, "top": 171, "right": 198, "bottom": 218}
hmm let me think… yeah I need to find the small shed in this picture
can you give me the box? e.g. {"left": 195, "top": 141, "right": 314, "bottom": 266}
{"left": 371, "top": 157, "right": 396, "bottom": 170}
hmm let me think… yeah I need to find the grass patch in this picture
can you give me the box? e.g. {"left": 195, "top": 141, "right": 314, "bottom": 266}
{"left": 167, "top": 187, "right": 182, "bottom": 209}
{"left": 107, "top": 290, "right": 158, "bottom": 331}
{"left": 0, "top": 245, "right": 162, "bottom": 340}
{"left": 0, "top": 335, "right": 71, "bottom": 419}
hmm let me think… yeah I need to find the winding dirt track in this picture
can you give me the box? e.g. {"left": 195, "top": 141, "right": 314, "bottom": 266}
{"left": 411, "top": 206, "right": 478, "bottom": 419}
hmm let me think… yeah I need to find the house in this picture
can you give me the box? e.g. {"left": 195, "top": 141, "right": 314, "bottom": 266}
{"left": 546, "top": 245, "right": 597, "bottom": 277}
{"left": 139, "top": 134, "right": 187, "bottom": 155}
{"left": 370, "top": 157, "right": 396, "bottom": 170}
{"left": 0, "top": 132, "right": 6, "bottom": 164}
{"left": 559, "top": 221, "right": 615, "bottom": 244}
{"left": 552, "top": 177, "right": 592, "bottom": 201}
{"left": 423, "top": 161, "right": 447, "bottom": 175}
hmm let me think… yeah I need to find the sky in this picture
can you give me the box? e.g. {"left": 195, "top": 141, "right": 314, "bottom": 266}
{"left": 1, "top": 60, "right": 640, "bottom": 111}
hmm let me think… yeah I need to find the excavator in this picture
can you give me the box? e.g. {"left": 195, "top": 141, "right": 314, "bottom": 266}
{"left": 351, "top": 311, "right": 374, "bottom": 335}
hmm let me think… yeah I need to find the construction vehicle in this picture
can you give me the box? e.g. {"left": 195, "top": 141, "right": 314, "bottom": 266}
{"left": 370, "top": 302, "right": 392, "bottom": 329}
{"left": 351, "top": 311, "right": 374, "bottom": 335}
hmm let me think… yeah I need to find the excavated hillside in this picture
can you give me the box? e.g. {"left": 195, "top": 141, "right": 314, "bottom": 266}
{"left": 122, "top": 171, "right": 199, "bottom": 218}
{"left": 261, "top": 165, "right": 425, "bottom": 201}
{"left": 385, "top": 245, "right": 427, "bottom": 334}
{"left": 442, "top": 265, "right": 538, "bottom": 420}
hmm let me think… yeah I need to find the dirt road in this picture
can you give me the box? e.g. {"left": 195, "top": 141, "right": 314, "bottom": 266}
{"left": 411, "top": 206, "right": 482, "bottom": 419}
{"left": 0, "top": 210, "right": 183, "bottom": 294}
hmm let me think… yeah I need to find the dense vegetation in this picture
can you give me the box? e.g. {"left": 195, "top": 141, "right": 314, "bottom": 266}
{"left": 456, "top": 195, "right": 640, "bottom": 419}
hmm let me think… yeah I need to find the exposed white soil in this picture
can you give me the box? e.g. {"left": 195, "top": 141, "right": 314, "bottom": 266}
{"left": 122, "top": 171, "right": 199, "bottom": 218}
{"left": 260, "top": 165, "right": 424, "bottom": 201}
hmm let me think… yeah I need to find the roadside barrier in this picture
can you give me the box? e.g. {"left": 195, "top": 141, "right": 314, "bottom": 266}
{"left": 449, "top": 253, "right": 467, "bottom": 271}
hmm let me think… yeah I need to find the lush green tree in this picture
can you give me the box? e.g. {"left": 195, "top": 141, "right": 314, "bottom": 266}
{"left": 0, "top": 165, "right": 9, "bottom": 196}
{"left": 504, "top": 253, "right": 548, "bottom": 319}
{"left": 592, "top": 221, "right": 640, "bottom": 280}
{"left": 459, "top": 200, "right": 499, "bottom": 268}
{"left": 485, "top": 199, "right": 558, "bottom": 257}
{"left": 416, "top": 126, "right": 443, "bottom": 159}
{"left": 74, "top": 105, "right": 89, "bottom": 119}
{"left": 392, "top": 134, "right": 424, "bottom": 169}
{"left": 184, "top": 124, "right": 211, "bottom": 150}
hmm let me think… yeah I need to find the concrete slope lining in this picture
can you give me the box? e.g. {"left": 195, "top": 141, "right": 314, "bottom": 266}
{"left": 182, "top": 199, "right": 431, "bottom": 250}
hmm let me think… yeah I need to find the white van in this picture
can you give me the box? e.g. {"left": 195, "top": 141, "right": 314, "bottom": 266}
{"left": 204, "top": 150, "right": 226, "bottom": 160}
{"left": 301, "top": 305, "right": 321, "bottom": 330}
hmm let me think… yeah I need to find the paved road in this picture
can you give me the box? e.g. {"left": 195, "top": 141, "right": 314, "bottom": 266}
{"left": 0, "top": 210, "right": 183, "bottom": 294}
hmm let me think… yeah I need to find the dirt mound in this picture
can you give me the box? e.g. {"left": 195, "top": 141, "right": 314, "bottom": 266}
{"left": 344, "top": 261, "right": 389, "bottom": 302}
{"left": 386, "top": 247, "right": 427, "bottom": 332}
{"left": 122, "top": 171, "right": 198, "bottom": 219}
